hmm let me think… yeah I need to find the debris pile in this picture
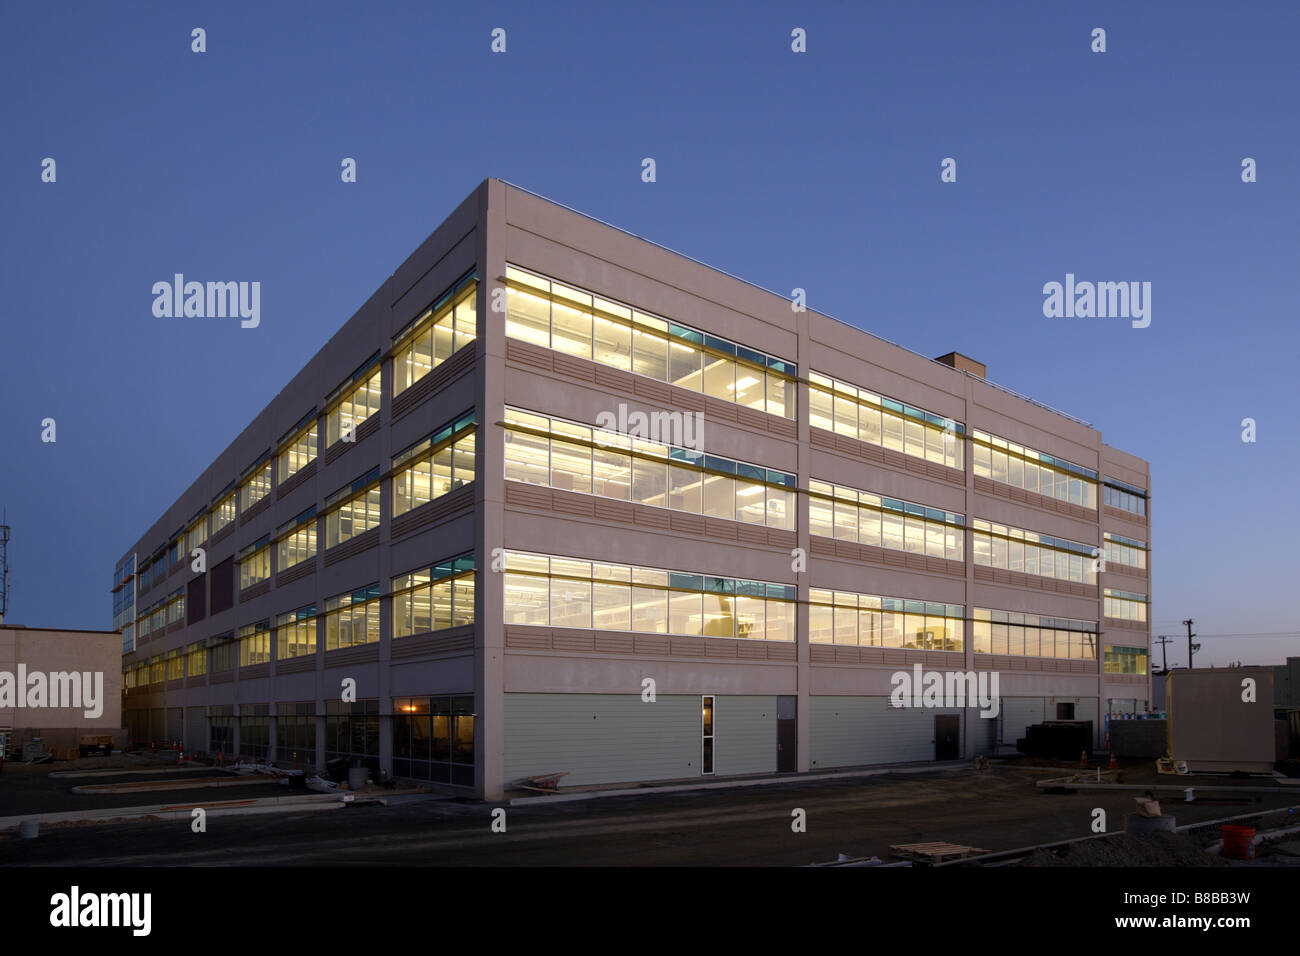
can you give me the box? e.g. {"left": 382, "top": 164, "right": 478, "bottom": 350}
{"left": 1020, "top": 832, "right": 1226, "bottom": 867}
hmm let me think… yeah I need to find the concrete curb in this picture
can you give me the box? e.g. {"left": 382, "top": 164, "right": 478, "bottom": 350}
{"left": 49, "top": 765, "right": 217, "bottom": 780}
{"left": 72, "top": 777, "right": 281, "bottom": 795}
{"left": 0, "top": 792, "right": 347, "bottom": 832}
{"left": 507, "top": 760, "right": 968, "bottom": 806}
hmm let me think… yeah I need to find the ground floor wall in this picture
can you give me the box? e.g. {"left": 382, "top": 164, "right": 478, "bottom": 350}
{"left": 999, "top": 696, "right": 1100, "bottom": 750}
{"left": 503, "top": 693, "right": 778, "bottom": 787}
{"left": 122, "top": 654, "right": 1135, "bottom": 795}
{"left": 809, "top": 696, "right": 964, "bottom": 769}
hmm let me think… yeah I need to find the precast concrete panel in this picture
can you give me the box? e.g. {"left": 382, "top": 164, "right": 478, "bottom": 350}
{"left": 505, "top": 693, "right": 703, "bottom": 786}
{"left": 999, "top": 696, "right": 1048, "bottom": 747}
{"left": 809, "top": 696, "right": 962, "bottom": 769}
{"left": 712, "top": 696, "right": 778, "bottom": 776}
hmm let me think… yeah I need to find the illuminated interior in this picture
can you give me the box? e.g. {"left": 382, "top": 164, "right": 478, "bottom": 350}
{"left": 324, "top": 584, "right": 380, "bottom": 651}
{"left": 973, "top": 608, "right": 1098, "bottom": 660}
{"left": 973, "top": 519, "right": 1097, "bottom": 585}
{"left": 505, "top": 266, "right": 797, "bottom": 420}
{"left": 504, "top": 407, "right": 796, "bottom": 529}
{"left": 808, "top": 478, "right": 964, "bottom": 561}
{"left": 810, "top": 589, "right": 964, "bottom": 650}
{"left": 808, "top": 370, "right": 964, "bottom": 470}
{"left": 393, "top": 279, "right": 477, "bottom": 396}
{"left": 501, "top": 549, "right": 796, "bottom": 640}
{"left": 972, "top": 429, "right": 1097, "bottom": 509}
{"left": 392, "top": 553, "right": 476, "bottom": 638}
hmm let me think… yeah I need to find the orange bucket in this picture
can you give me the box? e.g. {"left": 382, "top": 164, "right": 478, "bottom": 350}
{"left": 1220, "top": 825, "right": 1256, "bottom": 860}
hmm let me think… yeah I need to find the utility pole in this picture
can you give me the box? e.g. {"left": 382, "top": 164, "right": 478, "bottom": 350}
{"left": 1153, "top": 635, "right": 1173, "bottom": 673}
{"left": 0, "top": 519, "right": 9, "bottom": 626}
{"left": 1183, "top": 619, "right": 1196, "bottom": 669}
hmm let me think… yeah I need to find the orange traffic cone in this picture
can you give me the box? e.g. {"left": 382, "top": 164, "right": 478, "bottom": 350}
{"left": 1108, "top": 750, "right": 1118, "bottom": 770}
{"left": 1079, "top": 749, "right": 1087, "bottom": 768}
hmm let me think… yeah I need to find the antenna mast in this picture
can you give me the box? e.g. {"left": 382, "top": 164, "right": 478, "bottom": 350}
{"left": 0, "top": 518, "right": 10, "bottom": 624}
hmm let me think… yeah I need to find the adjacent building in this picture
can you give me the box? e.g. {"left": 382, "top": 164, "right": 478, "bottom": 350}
{"left": 1, "top": 625, "right": 125, "bottom": 757}
{"left": 117, "top": 179, "right": 1152, "bottom": 799}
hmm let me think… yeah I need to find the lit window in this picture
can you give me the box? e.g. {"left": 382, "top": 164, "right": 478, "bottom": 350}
{"left": 213, "top": 492, "right": 237, "bottom": 534}
{"left": 809, "top": 371, "right": 964, "bottom": 470}
{"left": 392, "top": 411, "right": 476, "bottom": 517}
{"left": 239, "top": 461, "right": 272, "bottom": 512}
{"left": 278, "top": 420, "right": 318, "bottom": 483}
{"left": 238, "top": 620, "right": 272, "bottom": 666}
{"left": 238, "top": 537, "right": 271, "bottom": 590}
{"left": 505, "top": 266, "right": 797, "bottom": 420}
{"left": 276, "top": 605, "right": 317, "bottom": 660}
{"left": 325, "top": 471, "right": 381, "bottom": 548}
{"left": 324, "top": 584, "right": 380, "bottom": 651}
{"left": 326, "top": 363, "right": 382, "bottom": 446}
{"left": 275, "top": 509, "right": 317, "bottom": 571}
{"left": 392, "top": 554, "right": 476, "bottom": 637}
{"left": 501, "top": 550, "right": 795, "bottom": 641}
{"left": 393, "top": 278, "right": 477, "bottom": 395}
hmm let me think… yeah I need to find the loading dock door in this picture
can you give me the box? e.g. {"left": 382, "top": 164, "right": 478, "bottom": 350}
{"left": 934, "top": 714, "right": 960, "bottom": 761}
{"left": 777, "top": 696, "right": 797, "bottom": 772}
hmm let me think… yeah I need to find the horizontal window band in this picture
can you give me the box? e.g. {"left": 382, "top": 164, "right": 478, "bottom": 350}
{"left": 807, "top": 484, "right": 963, "bottom": 526}
{"left": 393, "top": 414, "right": 477, "bottom": 468}
{"left": 809, "top": 378, "right": 966, "bottom": 435}
{"left": 1104, "top": 589, "right": 1148, "bottom": 602}
{"left": 324, "top": 352, "right": 383, "bottom": 409}
{"left": 503, "top": 420, "right": 795, "bottom": 490}
{"left": 276, "top": 408, "right": 319, "bottom": 449}
{"left": 239, "top": 448, "right": 273, "bottom": 479}
{"left": 970, "top": 433, "right": 1098, "bottom": 481}
{"left": 503, "top": 565, "right": 795, "bottom": 601}
{"left": 275, "top": 507, "right": 317, "bottom": 537}
{"left": 389, "top": 569, "right": 476, "bottom": 598}
{"left": 325, "top": 466, "right": 383, "bottom": 508}
{"left": 1104, "top": 477, "right": 1148, "bottom": 497}
{"left": 502, "top": 275, "right": 798, "bottom": 381}
{"left": 393, "top": 272, "right": 478, "bottom": 347}
{"left": 972, "top": 525, "right": 1097, "bottom": 558}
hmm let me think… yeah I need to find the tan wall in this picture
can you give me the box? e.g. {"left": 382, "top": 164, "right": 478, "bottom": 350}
{"left": 1168, "top": 668, "right": 1274, "bottom": 772}
{"left": 0, "top": 627, "right": 123, "bottom": 740}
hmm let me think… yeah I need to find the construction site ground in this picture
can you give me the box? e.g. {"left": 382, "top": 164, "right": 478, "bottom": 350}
{"left": 2, "top": 755, "right": 1297, "bottom": 866}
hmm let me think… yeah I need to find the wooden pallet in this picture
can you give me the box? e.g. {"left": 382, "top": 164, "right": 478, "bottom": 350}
{"left": 889, "top": 842, "right": 988, "bottom": 863}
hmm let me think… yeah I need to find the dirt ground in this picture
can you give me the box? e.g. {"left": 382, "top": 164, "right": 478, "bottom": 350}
{"left": 4, "top": 758, "right": 1299, "bottom": 866}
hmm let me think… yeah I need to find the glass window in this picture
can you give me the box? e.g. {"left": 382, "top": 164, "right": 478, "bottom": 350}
{"left": 326, "top": 366, "right": 382, "bottom": 446}
{"left": 278, "top": 423, "right": 317, "bottom": 482}
{"left": 239, "top": 462, "right": 272, "bottom": 513}
{"left": 551, "top": 285, "right": 593, "bottom": 358}
{"left": 669, "top": 341, "right": 703, "bottom": 392}
{"left": 393, "top": 416, "right": 477, "bottom": 516}
{"left": 277, "top": 519, "right": 317, "bottom": 571}
{"left": 213, "top": 492, "right": 237, "bottom": 534}
{"left": 326, "top": 486, "right": 380, "bottom": 548}
{"left": 632, "top": 322, "right": 669, "bottom": 381}
{"left": 324, "top": 585, "right": 381, "bottom": 651}
{"left": 276, "top": 605, "right": 317, "bottom": 660}
{"left": 239, "top": 542, "right": 270, "bottom": 590}
{"left": 505, "top": 271, "right": 550, "bottom": 347}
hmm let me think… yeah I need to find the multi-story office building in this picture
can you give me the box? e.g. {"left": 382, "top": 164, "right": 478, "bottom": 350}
{"left": 117, "top": 179, "right": 1151, "bottom": 799}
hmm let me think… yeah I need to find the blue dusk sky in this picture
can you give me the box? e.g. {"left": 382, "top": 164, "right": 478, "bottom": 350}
{"left": 1, "top": 1, "right": 1296, "bottom": 667}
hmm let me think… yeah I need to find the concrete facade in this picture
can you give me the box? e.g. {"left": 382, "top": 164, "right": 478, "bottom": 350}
{"left": 1, "top": 626, "right": 124, "bottom": 755}
{"left": 118, "top": 179, "right": 1152, "bottom": 799}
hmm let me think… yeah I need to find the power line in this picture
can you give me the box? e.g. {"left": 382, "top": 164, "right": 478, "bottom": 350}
{"left": 1194, "top": 631, "right": 1300, "bottom": 638}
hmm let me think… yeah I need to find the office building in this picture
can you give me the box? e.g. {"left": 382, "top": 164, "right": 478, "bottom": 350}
{"left": 117, "top": 179, "right": 1152, "bottom": 798}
